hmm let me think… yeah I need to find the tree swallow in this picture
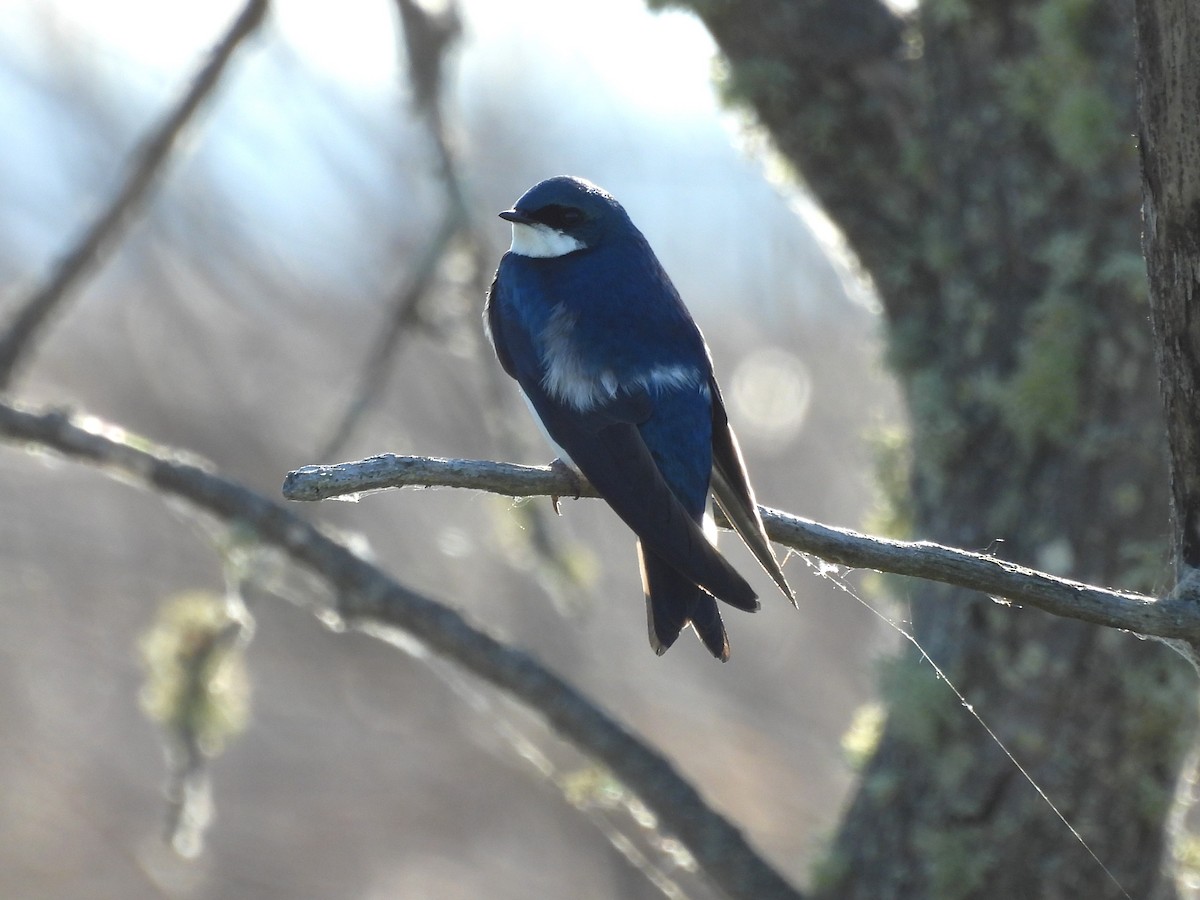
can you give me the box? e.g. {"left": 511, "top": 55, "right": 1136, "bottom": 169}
{"left": 485, "top": 176, "right": 795, "bottom": 660}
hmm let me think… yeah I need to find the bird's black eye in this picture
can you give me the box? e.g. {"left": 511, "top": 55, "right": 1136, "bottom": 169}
{"left": 534, "top": 204, "right": 586, "bottom": 230}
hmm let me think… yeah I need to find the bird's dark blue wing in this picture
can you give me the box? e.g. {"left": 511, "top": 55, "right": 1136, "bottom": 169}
{"left": 524, "top": 381, "right": 759, "bottom": 612}
{"left": 708, "top": 375, "right": 796, "bottom": 605}
{"left": 484, "top": 271, "right": 518, "bottom": 380}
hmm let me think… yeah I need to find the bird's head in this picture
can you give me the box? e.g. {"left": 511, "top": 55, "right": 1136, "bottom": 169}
{"left": 500, "top": 176, "right": 629, "bottom": 259}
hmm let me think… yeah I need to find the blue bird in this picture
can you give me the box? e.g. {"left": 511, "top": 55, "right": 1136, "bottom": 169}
{"left": 485, "top": 176, "right": 795, "bottom": 660}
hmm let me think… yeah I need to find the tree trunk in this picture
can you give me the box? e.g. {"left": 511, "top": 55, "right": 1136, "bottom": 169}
{"left": 653, "top": 0, "right": 1200, "bottom": 894}
{"left": 1137, "top": 0, "right": 1200, "bottom": 580}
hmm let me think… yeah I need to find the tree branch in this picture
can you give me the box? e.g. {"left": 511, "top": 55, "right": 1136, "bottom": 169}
{"left": 0, "top": 0, "right": 268, "bottom": 391}
{"left": 284, "top": 454, "right": 1198, "bottom": 640}
{"left": 0, "top": 401, "right": 801, "bottom": 900}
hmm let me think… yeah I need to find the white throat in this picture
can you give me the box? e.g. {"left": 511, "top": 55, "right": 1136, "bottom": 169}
{"left": 509, "top": 221, "right": 585, "bottom": 258}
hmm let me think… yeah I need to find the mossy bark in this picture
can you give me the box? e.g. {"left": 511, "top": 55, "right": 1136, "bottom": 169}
{"left": 652, "top": 0, "right": 1199, "bottom": 895}
{"left": 1136, "top": 0, "right": 1200, "bottom": 578}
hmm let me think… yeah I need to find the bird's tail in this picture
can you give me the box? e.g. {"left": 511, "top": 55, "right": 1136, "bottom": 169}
{"left": 639, "top": 543, "right": 729, "bottom": 661}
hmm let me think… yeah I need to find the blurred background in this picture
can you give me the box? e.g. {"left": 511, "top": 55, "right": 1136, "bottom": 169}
{"left": 0, "top": 1, "right": 902, "bottom": 896}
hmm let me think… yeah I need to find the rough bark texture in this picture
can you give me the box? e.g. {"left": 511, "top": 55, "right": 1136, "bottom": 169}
{"left": 652, "top": 0, "right": 1199, "bottom": 896}
{"left": 1137, "top": 0, "right": 1200, "bottom": 577}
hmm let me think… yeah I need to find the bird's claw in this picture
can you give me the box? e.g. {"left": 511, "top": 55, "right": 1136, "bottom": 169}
{"left": 548, "top": 457, "right": 583, "bottom": 515}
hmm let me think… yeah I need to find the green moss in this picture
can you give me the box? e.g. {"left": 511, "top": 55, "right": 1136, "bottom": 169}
{"left": 866, "top": 424, "right": 914, "bottom": 538}
{"left": 1097, "top": 251, "right": 1150, "bottom": 296}
{"left": 1009, "top": 725, "right": 1049, "bottom": 759}
{"left": 1111, "top": 482, "right": 1145, "bottom": 517}
{"left": 897, "top": 131, "right": 933, "bottom": 183}
{"left": 841, "top": 702, "right": 887, "bottom": 769}
{"left": 139, "top": 592, "right": 250, "bottom": 757}
{"left": 878, "top": 652, "right": 960, "bottom": 750}
{"left": 1123, "top": 661, "right": 1194, "bottom": 759}
{"left": 808, "top": 846, "right": 853, "bottom": 894}
{"left": 922, "top": 0, "right": 974, "bottom": 26}
{"left": 1099, "top": 653, "right": 1198, "bottom": 828}
{"left": 1008, "top": 641, "right": 1050, "bottom": 685}
{"left": 914, "top": 826, "right": 996, "bottom": 900}
{"left": 906, "top": 368, "right": 959, "bottom": 458}
{"left": 998, "top": 0, "right": 1125, "bottom": 174}
{"left": 883, "top": 317, "right": 933, "bottom": 376}
{"left": 993, "top": 281, "right": 1088, "bottom": 451}
{"left": 716, "top": 57, "right": 796, "bottom": 112}
{"left": 560, "top": 765, "right": 625, "bottom": 810}
{"left": 1117, "top": 538, "right": 1171, "bottom": 594}
{"left": 936, "top": 743, "right": 982, "bottom": 803}
{"left": 1173, "top": 831, "right": 1200, "bottom": 888}
{"left": 1044, "top": 85, "right": 1120, "bottom": 173}
{"left": 863, "top": 767, "right": 902, "bottom": 805}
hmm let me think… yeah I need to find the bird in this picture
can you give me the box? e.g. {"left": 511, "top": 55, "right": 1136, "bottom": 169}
{"left": 484, "top": 175, "right": 795, "bottom": 660}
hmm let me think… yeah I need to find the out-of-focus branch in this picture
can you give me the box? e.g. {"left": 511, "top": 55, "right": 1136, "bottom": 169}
{"left": 0, "top": 401, "right": 801, "bottom": 900}
{"left": 0, "top": 0, "right": 269, "bottom": 391}
{"left": 283, "top": 454, "right": 1195, "bottom": 640}
{"left": 395, "top": 0, "right": 462, "bottom": 120}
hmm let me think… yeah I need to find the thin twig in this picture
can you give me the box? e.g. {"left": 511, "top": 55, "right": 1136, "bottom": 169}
{"left": 0, "top": 401, "right": 802, "bottom": 900}
{"left": 282, "top": 453, "right": 1198, "bottom": 640}
{"left": 0, "top": 0, "right": 269, "bottom": 391}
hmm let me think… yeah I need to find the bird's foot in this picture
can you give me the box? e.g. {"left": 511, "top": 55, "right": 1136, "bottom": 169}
{"left": 548, "top": 457, "right": 583, "bottom": 515}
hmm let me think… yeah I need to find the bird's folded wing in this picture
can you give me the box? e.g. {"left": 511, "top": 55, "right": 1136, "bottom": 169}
{"left": 484, "top": 272, "right": 518, "bottom": 379}
{"left": 531, "top": 384, "right": 759, "bottom": 612}
{"left": 708, "top": 376, "right": 796, "bottom": 606}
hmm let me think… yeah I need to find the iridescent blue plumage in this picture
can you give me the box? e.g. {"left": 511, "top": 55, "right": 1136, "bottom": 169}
{"left": 485, "top": 176, "right": 794, "bottom": 659}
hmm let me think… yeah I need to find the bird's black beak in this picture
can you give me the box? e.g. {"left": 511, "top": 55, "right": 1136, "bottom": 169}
{"left": 499, "top": 209, "right": 534, "bottom": 225}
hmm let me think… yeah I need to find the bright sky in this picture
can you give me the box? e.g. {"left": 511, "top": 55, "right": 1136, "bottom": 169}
{"left": 4, "top": 0, "right": 858, "bottom": 446}
{"left": 30, "top": 0, "right": 721, "bottom": 116}
{"left": 4, "top": 0, "right": 867, "bottom": 330}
